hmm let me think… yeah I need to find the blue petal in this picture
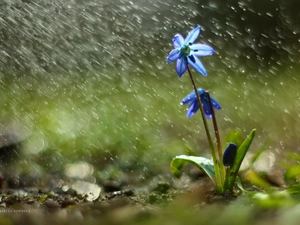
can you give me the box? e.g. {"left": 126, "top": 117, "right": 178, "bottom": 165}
{"left": 187, "top": 55, "right": 207, "bottom": 76}
{"left": 210, "top": 97, "right": 221, "bottom": 110}
{"left": 190, "top": 43, "right": 215, "bottom": 56}
{"left": 167, "top": 48, "right": 182, "bottom": 63}
{"left": 204, "top": 108, "right": 212, "bottom": 118}
{"left": 197, "top": 88, "right": 206, "bottom": 96}
{"left": 183, "top": 25, "right": 201, "bottom": 46}
{"left": 172, "top": 34, "right": 184, "bottom": 48}
{"left": 201, "top": 95, "right": 212, "bottom": 118}
{"left": 182, "top": 88, "right": 205, "bottom": 104}
{"left": 187, "top": 100, "right": 199, "bottom": 118}
{"left": 176, "top": 58, "right": 187, "bottom": 77}
{"left": 181, "top": 92, "right": 196, "bottom": 105}
{"left": 182, "top": 88, "right": 220, "bottom": 119}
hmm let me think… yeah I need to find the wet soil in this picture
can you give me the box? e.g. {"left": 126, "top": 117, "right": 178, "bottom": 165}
{"left": 0, "top": 176, "right": 228, "bottom": 225}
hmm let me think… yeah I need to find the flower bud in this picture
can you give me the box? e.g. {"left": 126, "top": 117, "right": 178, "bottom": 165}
{"left": 222, "top": 143, "right": 237, "bottom": 167}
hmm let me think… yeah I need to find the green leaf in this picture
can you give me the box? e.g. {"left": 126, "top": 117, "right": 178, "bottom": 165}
{"left": 285, "top": 164, "right": 300, "bottom": 181}
{"left": 225, "top": 129, "right": 244, "bottom": 146}
{"left": 246, "top": 170, "right": 272, "bottom": 191}
{"left": 235, "top": 176, "right": 246, "bottom": 192}
{"left": 253, "top": 191, "right": 294, "bottom": 208}
{"left": 170, "top": 155, "right": 215, "bottom": 181}
{"left": 287, "top": 185, "right": 300, "bottom": 197}
{"left": 224, "top": 129, "right": 256, "bottom": 191}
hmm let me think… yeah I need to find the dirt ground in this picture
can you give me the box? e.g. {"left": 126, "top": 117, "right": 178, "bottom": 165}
{"left": 0, "top": 175, "right": 235, "bottom": 225}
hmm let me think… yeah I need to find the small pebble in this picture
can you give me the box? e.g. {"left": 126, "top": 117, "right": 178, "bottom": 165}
{"left": 44, "top": 199, "right": 60, "bottom": 209}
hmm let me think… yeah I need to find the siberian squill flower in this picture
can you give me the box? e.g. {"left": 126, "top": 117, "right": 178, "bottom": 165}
{"left": 167, "top": 25, "right": 215, "bottom": 77}
{"left": 181, "top": 88, "right": 221, "bottom": 118}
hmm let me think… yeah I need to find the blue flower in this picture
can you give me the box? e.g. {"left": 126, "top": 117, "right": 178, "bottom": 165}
{"left": 167, "top": 25, "right": 215, "bottom": 77}
{"left": 181, "top": 88, "right": 221, "bottom": 118}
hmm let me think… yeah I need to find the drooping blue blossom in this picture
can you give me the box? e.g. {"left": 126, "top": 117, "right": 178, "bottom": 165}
{"left": 222, "top": 143, "right": 238, "bottom": 167}
{"left": 167, "top": 25, "right": 215, "bottom": 77}
{"left": 181, "top": 88, "right": 221, "bottom": 118}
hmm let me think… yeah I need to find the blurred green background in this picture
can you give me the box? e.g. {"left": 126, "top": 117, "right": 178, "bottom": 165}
{"left": 0, "top": 0, "right": 299, "bottom": 185}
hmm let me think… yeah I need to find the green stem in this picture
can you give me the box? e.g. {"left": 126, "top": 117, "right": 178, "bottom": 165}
{"left": 205, "top": 91, "right": 226, "bottom": 184}
{"left": 186, "top": 67, "right": 223, "bottom": 193}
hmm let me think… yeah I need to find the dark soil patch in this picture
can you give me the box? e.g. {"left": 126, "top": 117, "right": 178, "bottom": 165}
{"left": 0, "top": 177, "right": 234, "bottom": 225}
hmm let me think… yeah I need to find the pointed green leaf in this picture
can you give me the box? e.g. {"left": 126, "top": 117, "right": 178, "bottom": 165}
{"left": 235, "top": 176, "right": 245, "bottom": 192}
{"left": 224, "top": 129, "right": 256, "bottom": 191}
{"left": 246, "top": 170, "right": 273, "bottom": 191}
{"left": 170, "top": 155, "right": 215, "bottom": 180}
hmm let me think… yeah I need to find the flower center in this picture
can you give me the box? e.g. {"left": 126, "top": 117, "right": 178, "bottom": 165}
{"left": 181, "top": 45, "right": 190, "bottom": 56}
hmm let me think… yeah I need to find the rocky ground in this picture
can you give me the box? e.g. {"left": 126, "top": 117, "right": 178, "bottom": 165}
{"left": 0, "top": 175, "right": 229, "bottom": 225}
